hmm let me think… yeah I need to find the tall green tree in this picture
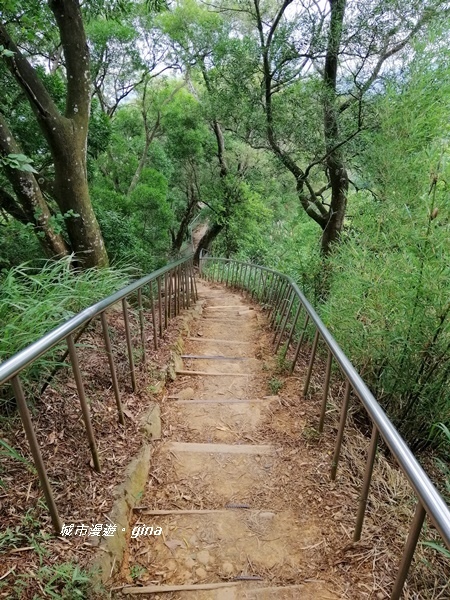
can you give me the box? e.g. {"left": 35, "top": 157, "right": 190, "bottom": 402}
{"left": 188, "top": 0, "right": 449, "bottom": 254}
{"left": 159, "top": 2, "right": 248, "bottom": 260}
{"left": 0, "top": 0, "right": 108, "bottom": 267}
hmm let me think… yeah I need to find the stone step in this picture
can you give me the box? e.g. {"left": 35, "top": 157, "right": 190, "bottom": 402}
{"left": 172, "top": 398, "right": 268, "bottom": 404}
{"left": 177, "top": 582, "right": 339, "bottom": 599}
{"left": 188, "top": 337, "right": 251, "bottom": 345}
{"left": 181, "top": 355, "right": 250, "bottom": 361}
{"left": 121, "top": 510, "right": 327, "bottom": 596}
{"left": 168, "top": 442, "right": 274, "bottom": 454}
{"left": 122, "top": 582, "right": 338, "bottom": 598}
{"left": 175, "top": 370, "right": 252, "bottom": 377}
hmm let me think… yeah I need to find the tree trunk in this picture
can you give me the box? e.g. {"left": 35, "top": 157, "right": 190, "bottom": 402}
{"left": 171, "top": 184, "right": 198, "bottom": 254}
{"left": 320, "top": 160, "right": 348, "bottom": 254}
{"left": 0, "top": 115, "right": 70, "bottom": 257}
{"left": 321, "top": 0, "right": 348, "bottom": 255}
{"left": 0, "top": 0, "right": 108, "bottom": 268}
{"left": 51, "top": 120, "right": 108, "bottom": 266}
{"left": 193, "top": 223, "right": 223, "bottom": 264}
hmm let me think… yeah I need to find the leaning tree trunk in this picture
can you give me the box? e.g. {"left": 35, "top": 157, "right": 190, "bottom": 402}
{"left": 171, "top": 183, "right": 198, "bottom": 254}
{"left": 193, "top": 222, "right": 223, "bottom": 264}
{"left": 0, "top": 115, "right": 69, "bottom": 258}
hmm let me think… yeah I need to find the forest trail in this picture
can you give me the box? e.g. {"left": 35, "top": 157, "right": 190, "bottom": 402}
{"left": 115, "top": 280, "right": 346, "bottom": 599}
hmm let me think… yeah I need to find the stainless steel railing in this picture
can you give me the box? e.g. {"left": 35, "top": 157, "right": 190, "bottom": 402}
{"left": 0, "top": 255, "right": 198, "bottom": 533}
{"left": 199, "top": 254, "right": 450, "bottom": 600}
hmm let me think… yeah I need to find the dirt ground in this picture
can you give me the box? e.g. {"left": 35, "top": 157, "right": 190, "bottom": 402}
{"left": 1, "top": 276, "right": 448, "bottom": 599}
{"left": 110, "top": 280, "right": 449, "bottom": 600}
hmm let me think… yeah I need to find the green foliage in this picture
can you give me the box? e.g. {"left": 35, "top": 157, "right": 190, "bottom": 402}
{"left": 269, "top": 377, "right": 283, "bottom": 395}
{"left": 0, "top": 219, "right": 42, "bottom": 271}
{"left": 0, "top": 488, "right": 98, "bottom": 598}
{"left": 130, "top": 564, "right": 147, "bottom": 581}
{"left": 0, "top": 508, "right": 73, "bottom": 598}
{"left": 91, "top": 165, "right": 172, "bottom": 271}
{"left": 0, "top": 554, "right": 93, "bottom": 599}
{"left": 316, "top": 43, "right": 450, "bottom": 450}
{"left": 422, "top": 423, "right": 450, "bottom": 559}
{"left": 0, "top": 45, "right": 15, "bottom": 58}
{"left": 0, "top": 256, "right": 133, "bottom": 401}
{"left": 212, "top": 184, "right": 273, "bottom": 262}
{"left": 0, "top": 153, "right": 37, "bottom": 173}
{"left": 88, "top": 100, "right": 112, "bottom": 160}
{"left": 0, "top": 438, "right": 36, "bottom": 481}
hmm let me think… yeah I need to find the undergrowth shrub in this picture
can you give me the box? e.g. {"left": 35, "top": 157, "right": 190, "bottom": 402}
{"left": 318, "top": 46, "right": 450, "bottom": 451}
{"left": 0, "top": 256, "right": 134, "bottom": 409}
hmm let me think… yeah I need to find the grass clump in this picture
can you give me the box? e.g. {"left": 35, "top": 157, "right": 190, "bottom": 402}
{"left": 268, "top": 377, "right": 284, "bottom": 395}
{"left": 0, "top": 256, "right": 135, "bottom": 405}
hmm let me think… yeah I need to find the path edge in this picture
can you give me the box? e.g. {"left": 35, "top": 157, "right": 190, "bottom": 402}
{"left": 90, "top": 298, "right": 203, "bottom": 592}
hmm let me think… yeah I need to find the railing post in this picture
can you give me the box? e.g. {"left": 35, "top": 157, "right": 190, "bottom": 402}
{"left": 274, "top": 289, "right": 294, "bottom": 349}
{"left": 233, "top": 262, "right": 239, "bottom": 288}
{"left": 214, "top": 260, "right": 219, "bottom": 283}
{"left": 100, "top": 312, "right": 125, "bottom": 425}
{"left": 252, "top": 267, "right": 259, "bottom": 299}
{"left": 191, "top": 260, "right": 198, "bottom": 301}
{"left": 250, "top": 267, "right": 256, "bottom": 298}
{"left": 282, "top": 300, "right": 302, "bottom": 359}
{"left": 319, "top": 349, "right": 333, "bottom": 432}
{"left": 174, "top": 268, "right": 179, "bottom": 317}
{"left": 243, "top": 264, "right": 249, "bottom": 292}
{"left": 11, "top": 375, "right": 62, "bottom": 534}
{"left": 272, "top": 296, "right": 287, "bottom": 342}
{"left": 261, "top": 271, "right": 268, "bottom": 304}
{"left": 150, "top": 282, "right": 158, "bottom": 350}
{"left": 270, "top": 279, "right": 287, "bottom": 327}
{"left": 289, "top": 314, "right": 310, "bottom": 374}
{"left": 228, "top": 262, "right": 234, "bottom": 287}
{"left": 256, "top": 268, "right": 264, "bottom": 301}
{"left": 303, "top": 329, "right": 320, "bottom": 396}
{"left": 268, "top": 276, "right": 283, "bottom": 321}
{"left": 137, "top": 288, "right": 146, "bottom": 363}
{"left": 267, "top": 273, "right": 278, "bottom": 309}
{"left": 157, "top": 277, "right": 163, "bottom": 336}
{"left": 354, "top": 424, "right": 379, "bottom": 541}
{"left": 168, "top": 272, "right": 173, "bottom": 320}
{"left": 185, "top": 264, "right": 190, "bottom": 308}
{"left": 122, "top": 298, "right": 136, "bottom": 392}
{"left": 176, "top": 265, "right": 181, "bottom": 315}
{"left": 331, "top": 380, "right": 351, "bottom": 480}
{"left": 183, "top": 264, "right": 188, "bottom": 308}
{"left": 390, "top": 502, "right": 426, "bottom": 600}
{"left": 164, "top": 273, "right": 168, "bottom": 329}
{"left": 66, "top": 334, "right": 101, "bottom": 473}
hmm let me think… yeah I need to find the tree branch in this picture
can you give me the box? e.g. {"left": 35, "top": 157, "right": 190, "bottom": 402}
{"left": 49, "top": 0, "right": 91, "bottom": 121}
{"left": 339, "top": 13, "right": 430, "bottom": 114}
{"left": 0, "top": 23, "right": 60, "bottom": 122}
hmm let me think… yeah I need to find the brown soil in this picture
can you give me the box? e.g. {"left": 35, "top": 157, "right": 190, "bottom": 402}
{"left": 0, "top": 298, "right": 187, "bottom": 599}
{"left": 1, "top": 277, "right": 448, "bottom": 600}
{"left": 110, "top": 280, "right": 450, "bottom": 600}
{"left": 111, "top": 281, "right": 341, "bottom": 598}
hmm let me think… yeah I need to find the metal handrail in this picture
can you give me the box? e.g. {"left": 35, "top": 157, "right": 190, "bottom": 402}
{"left": 200, "top": 254, "right": 450, "bottom": 600}
{"left": 0, "top": 255, "right": 198, "bottom": 534}
{"left": 0, "top": 255, "right": 190, "bottom": 384}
